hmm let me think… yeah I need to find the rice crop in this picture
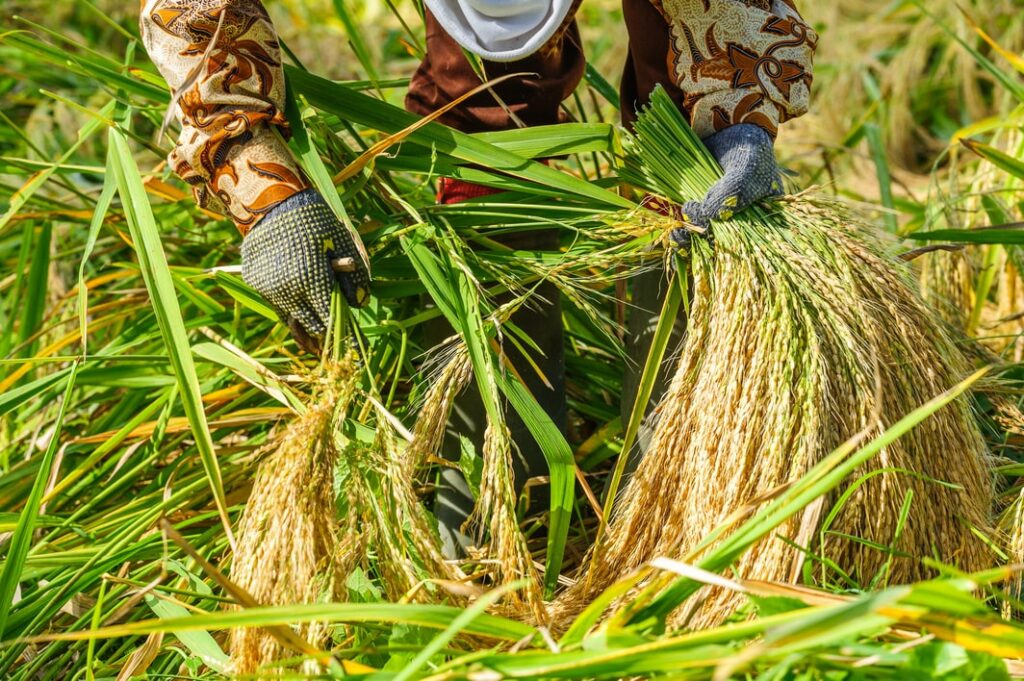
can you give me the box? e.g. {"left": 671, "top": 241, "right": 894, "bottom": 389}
{"left": 555, "top": 89, "right": 998, "bottom": 628}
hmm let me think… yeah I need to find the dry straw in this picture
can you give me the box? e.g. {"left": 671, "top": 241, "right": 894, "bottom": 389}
{"left": 554, "top": 89, "right": 998, "bottom": 628}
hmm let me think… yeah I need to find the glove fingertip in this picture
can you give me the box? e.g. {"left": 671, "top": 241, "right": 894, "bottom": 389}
{"left": 670, "top": 228, "right": 692, "bottom": 250}
{"left": 337, "top": 277, "right": 371, "bottom": 309}
{"left": 679, "top": 201, "right": 710, "bottom": 229}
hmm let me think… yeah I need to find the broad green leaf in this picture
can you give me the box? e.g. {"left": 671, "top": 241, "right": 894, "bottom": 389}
{"left": 107, "top": 124, "right": 234, "bottom": 545}
{"left": 143, "top": 594, "right": 229, "bottom": 673}
{"left": 286, "top": 67, "right": 633, "bottom": 210}
{"left": 474, "top": 123, "right": 616, "bottom": 158}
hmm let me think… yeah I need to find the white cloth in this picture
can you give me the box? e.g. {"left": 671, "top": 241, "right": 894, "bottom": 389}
{"left": 423, "top": 0, "right": 573, "bottom": 62}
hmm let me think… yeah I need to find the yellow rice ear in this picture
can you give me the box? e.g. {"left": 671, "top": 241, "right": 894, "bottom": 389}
{"left": 552, "top": 198, "right": 996, "bottom": 630}
{"left": 230, "top": 359, "right": 359, "bottom": 675}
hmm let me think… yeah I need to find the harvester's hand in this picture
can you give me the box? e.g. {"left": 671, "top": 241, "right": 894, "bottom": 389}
{"left": 671, "top": 124, "right": 783, "bottom": 247}
{"left": 241, "top": 189, "right": 370, "bottom": 352}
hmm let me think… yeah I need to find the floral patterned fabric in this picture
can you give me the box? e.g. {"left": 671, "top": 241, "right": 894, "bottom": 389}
{"left": 656, "top": 0, "right": 818, "bottom": 138}
{"left": 140, "top": 0, "right": 816, "bottom": 231}
{"left": 140, "top": 0, "right": 309, "bottom": 234}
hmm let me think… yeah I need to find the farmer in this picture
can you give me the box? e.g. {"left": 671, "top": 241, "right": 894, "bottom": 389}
{"left": 140, "top": 0, "right": 817, "bottom": 556}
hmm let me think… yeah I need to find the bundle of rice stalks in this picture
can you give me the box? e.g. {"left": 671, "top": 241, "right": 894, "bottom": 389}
{"left": 555, "top": 89, "right": 998, "bottom": 628}
{"left": 230, "top": 343, "right": 471, "bottom": 674}
{"left": 230, "top": 357, "right": 359, "bottom": 675}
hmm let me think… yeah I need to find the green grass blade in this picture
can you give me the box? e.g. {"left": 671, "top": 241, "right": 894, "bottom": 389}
{"left": 17, "top": 220, "right": 50, "bottom": 360}
{"left": 107, "top": 125, "right": 234, "bottom": 546}
{"left": 584, "top": 62, "right": 620, "bottom": 111}
{"left": 330, "top": 0, "right": 382, "bottom": 94}
{"left": 593, "top": 258, "right": 683, "bottom": 551}
{"left": 0, "top": 368, "right": 72, "bottom": 418}
{"left": 286, "top": 67, "right": 633, "bottom": 210}
{"left": 77, "top": 147, "right": 117, "bottom": 357}
{"left": 393, "top": 581, "right": 527, "bottom": 681}
{"left": 475, "top": 122, "right": 616, "bottom": 158}
{"left": 403, "top": 232, "right": 574, "bottom": 593}
{"left": 969, "top": 244, "right": 1001, "bottom": 335}
{"left": 906, "top": 226, "right": 1024, "bottom": 244}
{"left": 19, "top": 602, "right": 536, "bottom": 644}
{"left": 961, "top": 138, "right": 1024, "bottom": 182}
{"left": 284, "top": 86, "right": 367, "bottom": 271}
{"left": 865, "top": 122, "right": 898, "bottom": 233}
{"left": 500, "top": 377, "right": 575, "bottom": 595}
{"left": 0, "top": 361, "right": 78, "bottom": 638}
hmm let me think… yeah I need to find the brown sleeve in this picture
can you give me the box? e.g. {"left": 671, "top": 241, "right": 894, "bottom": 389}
{"left": 139, "top": 0, "right": 309, "bottom": 234}
{"left": 654, "top": 0, "right": 818, "bottom": 139}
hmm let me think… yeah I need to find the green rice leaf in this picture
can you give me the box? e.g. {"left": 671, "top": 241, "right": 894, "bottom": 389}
{"left": 907, "top": 225, "right": 1024, "bottom": 244}
{"left": 286, "top": 67, "right": 633, "bottom": 210}
{"left": 22, "top": 602, "right": 535, "bottom": 644}
{"left": 0, "top": 361, "right": 78, "bottom": 638}
{"left": 107, "top": 123, "right": 234, "bottom": 546}
{"left": 961, "top": 138, "right": 1024, "bottom": 182}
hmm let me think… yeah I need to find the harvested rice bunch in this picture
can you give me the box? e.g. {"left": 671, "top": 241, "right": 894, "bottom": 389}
{"left": 556, "top": 88, "right": 997, "bottom": 628}
{"left": 229, "top": 357, "right": 359, "bottom": 675}
{"left": 229, "top": 344, "right": 469, "bottom": 674}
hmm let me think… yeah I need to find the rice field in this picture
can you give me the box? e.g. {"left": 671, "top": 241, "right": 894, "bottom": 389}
{"left": 2, "top": 1, "right": 1024, "bottom": 679}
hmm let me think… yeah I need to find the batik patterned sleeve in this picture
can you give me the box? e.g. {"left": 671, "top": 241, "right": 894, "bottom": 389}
{"left": 655, "top": 0, "right": 818, "bottom": 139}
{"left": 140, "top": 0, "right": 309, "bottom": 234}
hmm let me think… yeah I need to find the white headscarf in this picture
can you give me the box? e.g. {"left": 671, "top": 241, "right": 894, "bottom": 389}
{"left": 424, "top": 0, "right": 573, "bottom": 62}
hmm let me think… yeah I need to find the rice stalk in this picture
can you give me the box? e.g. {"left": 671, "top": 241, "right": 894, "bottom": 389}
{"left": 408, "top": 344, "right": 473, "bottom": 469}
{"left": 972, "top": 129, "right": 1024, "bottom": 353}
{"left": 229, "top": 357, "right": 359, "bottom": 676}
{"left": 919, "top": 245, "right": 975, "bottom": 329}
{"left": 359, "top": 420, "right": 469, "bottom": 602}
{"left": 426, "top": 232, "right": 549, "bottom": 618}
{"left": 475, "top": 422, "right": 547, "bottom": 621}
{"left": 991, "top": 390, "right": 1024, "bottom": 612}
{"left": 553, "top": 89, "right": 997, "bottom": 628}
{"left": 795, "top": 0, "right": 1024, "bottom": 174}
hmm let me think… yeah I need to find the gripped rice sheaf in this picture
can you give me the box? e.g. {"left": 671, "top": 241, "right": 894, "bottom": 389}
{"left": 550, "top": 90, "right": 997, "bottom": 627}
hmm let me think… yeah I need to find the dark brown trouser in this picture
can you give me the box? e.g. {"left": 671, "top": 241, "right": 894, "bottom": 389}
{"left": 408, "top": 6, "right": 687, "bottom": 556}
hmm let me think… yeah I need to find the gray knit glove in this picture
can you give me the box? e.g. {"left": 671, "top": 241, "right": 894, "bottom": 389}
{"left": 672, "top": 124, "right": 783, "bottom": 245}
{"left": 241, "top": 189, "right": 370, "bottom": 351}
